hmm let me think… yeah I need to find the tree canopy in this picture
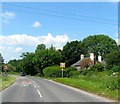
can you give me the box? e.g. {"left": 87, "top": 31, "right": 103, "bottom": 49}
{"left": 81, "top": 34, "right": 118, "bottom": 57}
{"left": 62, "top": 40, "right": 83, "bottom": 67}
{"left": 8, "top": 34, "right": 119, "bottom": 76}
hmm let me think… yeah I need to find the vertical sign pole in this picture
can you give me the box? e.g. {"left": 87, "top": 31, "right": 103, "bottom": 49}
{"left": 3, "top": 64, "right": 8, "bottom": 76}
{"left": 60, "top": 62, "right": 65, "bottom": 78}
{"left": 62, "top": 68, "right": 63, "bottom": 78}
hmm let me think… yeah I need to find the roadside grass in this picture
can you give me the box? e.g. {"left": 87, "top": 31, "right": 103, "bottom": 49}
{"left": 7, "top": 71, "right": 19, "bottom": 75}
{"left": 53, "top": 72, "right": 119, "bottom": 101}
{"left": 0, "top": 76, "right": 16, "bottom": 91}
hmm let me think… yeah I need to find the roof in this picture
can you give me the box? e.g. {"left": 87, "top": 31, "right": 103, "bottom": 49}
{"left": 71, "top": 57, "right": 93, "bottom": 67}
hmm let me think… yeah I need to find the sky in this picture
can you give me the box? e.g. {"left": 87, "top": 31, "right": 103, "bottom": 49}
{"left": 0, "top": 1, "right": 119, "bottom": 62}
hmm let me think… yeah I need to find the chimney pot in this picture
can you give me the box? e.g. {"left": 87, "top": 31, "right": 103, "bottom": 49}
{"left": 81, "top": 54, "right": 84, "bottom": 60}
{"left": 90, "top": 53, "right": 94, "bottom": 61}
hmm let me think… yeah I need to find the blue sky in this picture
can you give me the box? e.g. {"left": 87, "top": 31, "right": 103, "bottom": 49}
{"left": 0, "top": 2, "right": 118, "bottom": 62}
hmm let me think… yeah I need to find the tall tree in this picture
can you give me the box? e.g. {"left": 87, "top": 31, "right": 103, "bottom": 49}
{"left": 35, "top": 44, "right": 46, "bottom": 53}
{"left": 0, "top": 53, "right": 4, "bottom": 71}
{"left": 33, "top": 44, "right": 62, "bottom": 76}
{"left": 20, "top": 52, "right": 35, "bottom": 75}
{"left": 62, "top": 40, "right": 83, "bottom": 67}
{"left": 81, "top": 34, "right": 118, "bottom": 58}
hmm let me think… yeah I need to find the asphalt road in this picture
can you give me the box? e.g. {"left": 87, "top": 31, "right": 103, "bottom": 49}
{"left": 1, "top": 76, "right": 117, "bottom": 103}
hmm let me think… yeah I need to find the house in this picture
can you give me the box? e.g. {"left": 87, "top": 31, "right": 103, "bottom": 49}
{"left": 71, "top": 53, "right": 102, "bottom": 71}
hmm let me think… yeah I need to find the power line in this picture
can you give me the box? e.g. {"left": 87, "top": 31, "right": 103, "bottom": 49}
{"left": 3, "top": 3, "right": 117, "bottom": 23}
{"left": 2, "top": 5, "right": 117, "bottom": 25}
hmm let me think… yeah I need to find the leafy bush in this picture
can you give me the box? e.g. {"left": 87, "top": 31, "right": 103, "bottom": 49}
{"left": 89, "top": 63, "right": 105, "bottom": 72}
{"left": 43, "top": 66, "right": 61, "bottom": 78}
{"left": 110, "top": 65, "right": 120, "bottom": 72}
{"left": 105, "top": 51, "right": 120, "bottom": 66}
{"left": 79, "top": 68, "right": 89, "bottom": 76}
{"left": 69, "top": 71, "right": 80, "bottom": 78}
{"left": 64, "top": 67, "right": 77, "bottom": 77}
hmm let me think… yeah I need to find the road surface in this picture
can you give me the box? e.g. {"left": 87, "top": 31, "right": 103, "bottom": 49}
{"left": 1, "top": 76, "right": 117, "bottom": 103}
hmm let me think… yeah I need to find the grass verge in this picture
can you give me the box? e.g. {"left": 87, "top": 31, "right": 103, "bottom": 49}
{"left": 53, "top": 76, "right": 118, "bottom": 101}
{"left": 0, "top": 76, "right": 16, "bottom": 91}
{"left": 7, "top": 71, "right": 19, "bottom": 75}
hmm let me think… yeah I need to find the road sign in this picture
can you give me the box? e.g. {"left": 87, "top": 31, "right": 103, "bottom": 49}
{"left": 3, "top": 64, "right": 8, "bottom": 70}
{"left": 60, "top": 62, "right": 65, "bottom": 68}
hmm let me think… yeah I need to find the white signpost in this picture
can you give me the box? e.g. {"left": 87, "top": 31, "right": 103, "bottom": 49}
{"left": 60, "top": 62, "right": 65, "bottom": 78}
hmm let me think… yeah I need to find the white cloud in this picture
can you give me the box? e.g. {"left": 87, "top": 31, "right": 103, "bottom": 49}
{"left": 0, "top": 46, "right": 23, "bottom": 62}
{"left": 0, "top": 33, "right": 72, "bottom": 61}
{"left": 2, "top": 12, "right": 15, "bottom": 18}
{"left": 1, "top": 12, "right": 15, "bottom": 23}
{"left": 15, "top": 47, "right": 23, "bottom": 52}
{"left": 32, "top": 21, "right": 41, "bottom": 28}
{"left": 0, "top": 33, "right": 70, "bottom": 48}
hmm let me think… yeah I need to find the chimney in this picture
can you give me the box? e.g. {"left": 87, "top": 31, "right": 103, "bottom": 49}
{"left": 90, "top": 53, "right": 94, "bottom": 61}
{"left": 98, "top": 55, "right": 102, "bottom": 62}
{"left": 80, "top": 54, "right": 84, "bottom": 60}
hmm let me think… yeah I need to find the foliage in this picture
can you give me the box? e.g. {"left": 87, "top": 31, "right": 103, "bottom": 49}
{"left": 64, "top": 67, "right": 77, "bottom": 77}
{"left": 89, "top": 63, "right": 105, "bottom": 72}
{"left": 104, "top": 50, "right": 120, "bottom": 66}
{"left": 54, "top": 72, "right": 118, "bottom": 100}
{"left": 62, "top": 40, "right": 83, "bottom": 67}
{"left": 81, "top": 34, "right": 118, "bottom": 57}
{"left": 69, "top": 71, "right": 80, "bottom": 78}
{"left": 33, "top": 45, "right": 62, "bottom": 76}
{"left": 43, "top": 66, "right": 61, "bottom": 77}
{"left": 8, "top": 34, "right": 119, "bottom": 77}
{"left": 110, "top": 65, "right": 120, "bottom": 73}
{"left": 20, "top": 52, "right": 35, "bottom": 75}
{"left": 35, "top": 44, "right": 46, "bottom": 53}
{"left": 0, "top": 53, "right": 4, "bottom": 71}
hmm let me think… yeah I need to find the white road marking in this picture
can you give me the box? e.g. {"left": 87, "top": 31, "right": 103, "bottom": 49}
{"left": 33, "top": 83, "right": 37, "bottom": 88}
{"left": 36, "top": 84, "right": 39, "bottom": 88}
{"left": 37, "top": 90, "right": 42, "bottom": 98}
{"left": 30, "top": 79, "right": 39, "bottom": 88}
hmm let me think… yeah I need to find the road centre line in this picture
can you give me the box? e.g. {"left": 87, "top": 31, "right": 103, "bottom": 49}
{"left": 37, "top": 89, "right": 42, "bottom": 98}
{"left": 28, "top": 78, "right": 40, "bottom": 88}
{"left": 33, "top": 83, "right": 37, "bottom": 88}
{"left": 32, "top": 80, "right": 40, "bottom": 88}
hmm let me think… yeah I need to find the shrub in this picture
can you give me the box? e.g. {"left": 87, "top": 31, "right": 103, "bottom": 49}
{"left": 64, "top": 67, "right": 77, "bottom": 77}
{"left": 89, "top": 63, "right": 105, "bottom": 72}
{"left": 110, "top": 65, "right": 120, "bottom": 73}
{"left": 69, "top": 71, "right": 80, "bottom": 78}
{"left": 43, "top": 66, "right": 61, "bottom": 78}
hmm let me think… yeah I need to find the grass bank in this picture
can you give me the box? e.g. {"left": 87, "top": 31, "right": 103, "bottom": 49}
{"left": 0, "top": 76, "right": 16, "bottom": 91}
{"left": 7, "top": 71, "right": 19, "bottom": 75}
{"left": 53, "top": 74, "right": 118, "bottom": 101}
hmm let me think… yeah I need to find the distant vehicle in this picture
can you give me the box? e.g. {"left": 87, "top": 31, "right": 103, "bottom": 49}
{"left": 20, "top": 72, "right": 26, "bottom": 76}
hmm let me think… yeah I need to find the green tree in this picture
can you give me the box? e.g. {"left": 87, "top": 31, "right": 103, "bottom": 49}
{"left": 105, "top": 51, "right": 120, "bottom": 66}
{"left": 81, "top": 34, "right": 118, "bottom": 57}
{"left": 35, "top": 44, "right": 46, "bottom": 53}
{"left": 33, "top": 44, "right": 62, "bottom": 76}
{"left": 0, "top": 53, "right": 4, "bottom": 72}
{"left": 62, "top": 40, "right": 83, "bottom": 67}
{"left": 20, "top": 52, "right": 35, "bottom": 75}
